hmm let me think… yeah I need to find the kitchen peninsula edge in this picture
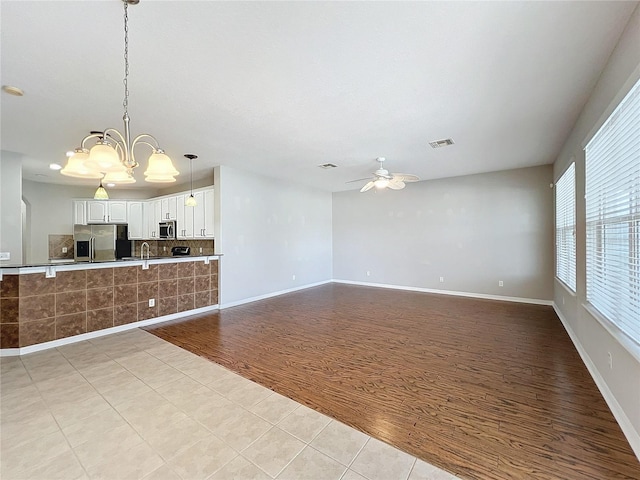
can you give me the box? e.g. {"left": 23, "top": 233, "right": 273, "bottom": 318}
{"left": 0, "top": 255, "right": 220, "bottom": 354}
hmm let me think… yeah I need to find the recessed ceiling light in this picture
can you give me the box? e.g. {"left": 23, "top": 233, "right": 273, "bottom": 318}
{"left": 429, "top": 138, "right": 455, "bottom": 149}
{"left": 106, "top": 183, "right": 116, "bottom": 187}
{"left": 2, "top": 85, "right": 24, "bottom": 96}
{"left": 318, "top": 163, "right": 338, "bottom": 169}
{"left": 49, "top": 163, "right": 62, "bottom": 170}
{"left": 65, "top": 151, "right": 75, "bottom": 157}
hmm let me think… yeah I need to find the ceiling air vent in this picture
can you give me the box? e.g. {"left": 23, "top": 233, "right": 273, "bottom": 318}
{"left": 318, "top": 163, "right": 338, "bottom": 169}
{"left": 429, "top": 138, "right": 455, "bottom": 149}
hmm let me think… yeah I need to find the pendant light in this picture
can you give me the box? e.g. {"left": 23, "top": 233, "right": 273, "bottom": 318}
{"left": 61, "top": 0, "right": 179, "bottom": 183}
{"left": 184, "top": 154, "right": 197, "bottom": 207}
{"left": 94, "top": 176, "right": 109, "bottom": 199}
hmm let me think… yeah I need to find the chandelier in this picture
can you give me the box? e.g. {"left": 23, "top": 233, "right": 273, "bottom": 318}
{"left": 60, "top": 0, "right": 179, "bottom": 186}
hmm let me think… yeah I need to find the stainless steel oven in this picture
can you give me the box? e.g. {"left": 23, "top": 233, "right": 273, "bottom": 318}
{"left": 159, "top": 221, "right": 176, "bottom": 239}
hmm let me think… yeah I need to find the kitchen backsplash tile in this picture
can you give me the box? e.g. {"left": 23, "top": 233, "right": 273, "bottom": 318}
{"left": 48, "top": 234, "right": 74, "bottom": 260}
{"left": 132, "top": 239, "right": 215, "bottom": 257}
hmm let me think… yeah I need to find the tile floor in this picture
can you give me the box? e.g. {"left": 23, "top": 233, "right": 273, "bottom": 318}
{"left": 0, "top": 329, "right": 460, "bottom": 480}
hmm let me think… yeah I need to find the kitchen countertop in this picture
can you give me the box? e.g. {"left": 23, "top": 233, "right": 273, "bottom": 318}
{"left": 0, "top": 254, "right": 222, "bottom": 275}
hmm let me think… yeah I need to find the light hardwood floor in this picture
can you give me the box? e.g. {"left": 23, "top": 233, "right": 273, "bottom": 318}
{"left": 146, "top": 283, "right": 640, "bottom": 479}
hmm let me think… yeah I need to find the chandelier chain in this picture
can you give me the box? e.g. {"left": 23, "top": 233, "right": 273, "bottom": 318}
{"left": 123, "top": 0, "right": 130, "bottom": 116}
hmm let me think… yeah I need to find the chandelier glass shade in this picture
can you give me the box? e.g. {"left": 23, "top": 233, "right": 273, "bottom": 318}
{"left": 59, "top": 149, "right": 103, "bottom": 179}
{"left": 60, "top": 0, "right": 178, "bottom": 185}
{"left": 103, "top": 170, "right": 136, "bottom": 184}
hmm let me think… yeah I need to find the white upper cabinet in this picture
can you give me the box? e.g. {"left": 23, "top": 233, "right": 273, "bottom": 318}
{"left": 193, "top": 188, "right": 214, "bottom": 238}
{"left": 87, "top": 201, "right": 127, "bottom": 223}
{"left": 73, "top": 200, "right": 87, "bottom": 225}
{"left": 160, "top": 196, "right": 177, "bottom": 221}
{"left": 127, "top": 201, "right": 144, "bottom": 239}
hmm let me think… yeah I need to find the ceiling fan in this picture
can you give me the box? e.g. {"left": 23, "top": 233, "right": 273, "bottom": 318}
{"left": 348, "top": 157, "right": 420, "bottom": 192}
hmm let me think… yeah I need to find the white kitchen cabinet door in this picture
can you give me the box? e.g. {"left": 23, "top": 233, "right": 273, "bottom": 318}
{"left": 146, "top": 199, "right": 162, "bottom": 238}
{"left": 87, "top": 201, "right": 108, "bottom": 223}
{"left": 73, "top": 200, "right": 87, "bottom": 225}
{"left": 176, "top": 194, "right": 194, "bottom": 239}
{"left": 193, "top": 188, "right": 214, "bottom": 238}
{"left": 203, "top": 188, "right": 214, "bottom": 238}
{"left": 109, "top": 201, "right": 127, "bottom": 223}
{"left": 160, "top": 196, "right": 177, "bottom": 221}
{"left": 127, "top": 201, "right": 144, "bottom": 239}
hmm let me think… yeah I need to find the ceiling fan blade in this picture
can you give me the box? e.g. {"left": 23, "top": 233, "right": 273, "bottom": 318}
{"left": 360, "top": 181, "right": 375, "bottom": 192}
{"left": 388, "top": 180, "right": 406, "bottom": 190}
{"left": 346, "top": 177, "right": 373, "bottom": 184}
{"left": 392, "top": 173, "right": 420, "bottom": 182}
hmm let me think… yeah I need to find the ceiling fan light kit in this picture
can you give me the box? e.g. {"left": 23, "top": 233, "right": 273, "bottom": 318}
{"left": 355, "top": 157, "right": 419, "bottom": 193}
{"left": 60, "top": 0, "right": 179, "bottom": 186}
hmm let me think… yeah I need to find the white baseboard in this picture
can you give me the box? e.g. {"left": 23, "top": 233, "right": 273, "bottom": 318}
{"left": 0, "top": 305, "right": 219, "bottom": 357}
{"left": 553, "top": 303, "right": 640, "bottom": 461}
{"left": 332, "top": 279, "right": 553, "bottom": 306}
{"left": 220, "top": 280, "right": 332, "bottom": 309}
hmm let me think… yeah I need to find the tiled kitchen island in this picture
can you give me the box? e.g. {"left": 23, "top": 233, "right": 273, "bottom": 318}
{"left": 0, "top": 256, "right": 219, "bottom": 352}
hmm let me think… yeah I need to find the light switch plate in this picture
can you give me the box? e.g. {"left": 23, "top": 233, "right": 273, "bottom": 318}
{"left": 0, "top": 252, "right": 10, "bottom": 260}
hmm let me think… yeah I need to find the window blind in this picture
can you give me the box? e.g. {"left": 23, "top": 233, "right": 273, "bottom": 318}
{"left": 585, "top": 78, "right": 640, "bottom": 344}
{"left": 555, "top": 163, "right": 576, "bottom": 291}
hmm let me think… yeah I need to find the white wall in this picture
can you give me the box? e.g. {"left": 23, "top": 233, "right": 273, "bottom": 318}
{"left": 216, "top": 165, "right": 332, "bottom": 306}
{"left": 333, "top": 165, "right": 554, "bottom": 301}
{"left": 0, "top": 152, "right": 23, "bottom": 266}
{"left": 22, "top": 180, "right": 157, "bottom": 264}
{"left": 553, "top": 4, "right": 640, "bottom": 458}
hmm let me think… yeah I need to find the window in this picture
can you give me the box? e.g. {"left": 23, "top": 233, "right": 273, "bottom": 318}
{"left": 585, "top": 78, "right": 640, "bottom": 344}
{"left": 555, "top": 163, "right": 576, "bottom": 291}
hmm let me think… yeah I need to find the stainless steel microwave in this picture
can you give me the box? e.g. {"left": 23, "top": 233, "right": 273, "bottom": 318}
{"left": 159, "top": 221, "right": 176, "bottom": 239}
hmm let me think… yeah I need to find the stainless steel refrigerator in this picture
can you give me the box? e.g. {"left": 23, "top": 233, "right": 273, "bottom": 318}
{"left": 74, "top": 224, "right": 131, "bottom": 262}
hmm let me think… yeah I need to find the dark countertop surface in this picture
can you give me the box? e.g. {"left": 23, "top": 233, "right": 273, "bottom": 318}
{"left": 1, "top": 254, "right": 222, "bottom": 270}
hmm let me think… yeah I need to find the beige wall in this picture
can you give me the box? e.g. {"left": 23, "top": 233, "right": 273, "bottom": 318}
{"left": 552, "top": 3, "right": 640, "bottom": 458}
{"left": 216, "top": 165, "right": 333, "bottom": 306}
{"left": 0, "top": 153, "right": 23, "bottom": 266}
{"left": 332, "top": 165, "right": 554, "bottom": 301}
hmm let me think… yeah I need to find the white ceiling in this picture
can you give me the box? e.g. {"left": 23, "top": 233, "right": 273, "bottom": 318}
{"left": 1, "top": 1, "right": 637, "bottom": 192}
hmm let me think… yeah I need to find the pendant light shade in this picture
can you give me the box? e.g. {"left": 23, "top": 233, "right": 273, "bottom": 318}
{"left": 185, "top": 194, "right": 197, "bottom": 207}
{"left": 60, "top": 149, "right": 103, "bottom": 179}
{"left": 144, "top": 151, "right": 179, "bottom": 182}
{"left": 85, "top": 142, "right": 126, "bottom": 173}
{"left": 94, "top": 179, "right": 109, "bottom": 199}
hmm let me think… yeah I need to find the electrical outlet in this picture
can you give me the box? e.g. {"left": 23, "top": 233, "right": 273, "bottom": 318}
{"left": 199, "top": 247, "right": 203, "bottom": 254}
{"left": 366, "top": 271, "right": 371, "bottom": 276}
{"left": 607, "top": 352, "right": 613, "bottom": 369}
{"left": 163, "top": 246, "right": 167, "bottom": 252}
{"left": 0, "top": 252, "right": 10, "bottom": 261}
{"left": 62, "top": 247, "right": 68, "bottom": 253}
{"left": 292, "top": 274, "right": 296, "bottom": 281}
{"left": 439, "top": 276, "right": 444, "bottom": 283}
{"left": 149, "top": 299, "right": 155, "bottom": 307}
{"left": 498, "top": 280, "right": 503, "bottom": 287}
